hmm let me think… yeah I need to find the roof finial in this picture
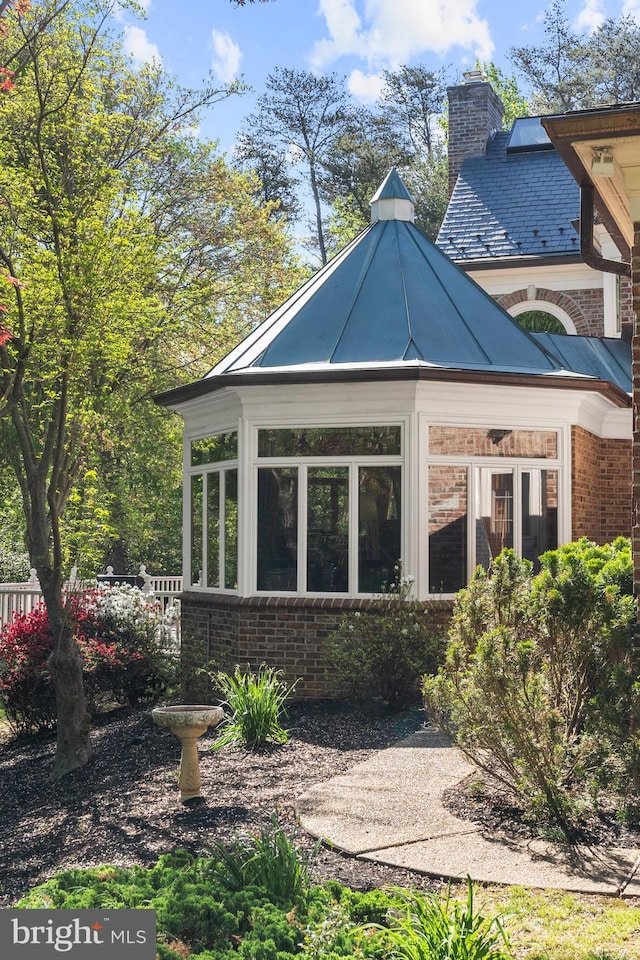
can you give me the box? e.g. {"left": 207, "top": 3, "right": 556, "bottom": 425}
{"left": 370, "top": 168, "right": 415, "bottom": 223}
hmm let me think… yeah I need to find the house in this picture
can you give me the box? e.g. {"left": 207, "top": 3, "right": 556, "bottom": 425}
{"left": 155, "top": 165, "right": 632, "bottom": 698}
{"left": 537, "top": 104, "right": 640, "bottom": 598}
{"left": 438, "top": 72, "right": 633, "bottom": 339}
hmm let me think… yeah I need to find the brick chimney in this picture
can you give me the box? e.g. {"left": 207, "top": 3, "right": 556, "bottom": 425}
{"left": 447, "top": 70, "right": 505, "bottom": 198}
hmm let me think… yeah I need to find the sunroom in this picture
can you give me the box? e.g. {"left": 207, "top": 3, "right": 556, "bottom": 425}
{"left": 156, "top": 170, "right": 631, "bottom": 697}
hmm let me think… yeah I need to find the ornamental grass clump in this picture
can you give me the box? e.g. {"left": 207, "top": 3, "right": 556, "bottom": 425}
{"left": 210, "top": 664, "right": 296, "bottom": 750}
{"left": 208, "top": 815, "right": 318, "bottom": 905}
{"left": 379, "top": 879, "right": 513, "bottom": 960}
{"left": 423, "top": 539, "right": 639, "bottom": 838}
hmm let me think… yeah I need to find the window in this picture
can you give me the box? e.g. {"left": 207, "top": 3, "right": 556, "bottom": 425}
{"left": 428, "top": 426, "right": 559, "bottom": 594}
{"left": 189, "top": 432, "right": 238, "bottom": 589}
{"left": 256, "top": 425, "right": 402, "bottom": 594}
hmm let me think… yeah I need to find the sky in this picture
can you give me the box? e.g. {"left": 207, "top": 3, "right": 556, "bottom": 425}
{"left": 114, "top": 0, "right": 640, "bottom": 154}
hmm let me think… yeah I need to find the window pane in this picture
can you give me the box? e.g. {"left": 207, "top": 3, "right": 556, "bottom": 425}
{"left": 257, "top": 468, "right": 298, "bottom": 590}
{"left": 475, "top": 468, "right": 513, "bottom": 569}
{"left": 307, "top": 468, "right": 349, "bottom": 592}
{"left": 428, "top": 466, "right": 468, "bottom": 593}
{"left": 190, "top": 475, "right": 203, "bottom": 586}
{"left": 206, "top": 473, "right": 220, "bottom": 588}
{"left": 258, "top": 426, "right": 401, "bottom": 457}
{"left": 225, "top": 470, "right": 238, "bottom": 590}
{"left": 358, "top": 467, "right": 401, "bottom": 593}
{"left": 522, "top": 469, "right": 558, "bottom": 565}
{"left": 429, "top": 426, "right": 557, "bottom": 459}
{"left": 191, "top": 431, "right": 237, "bottom": 466}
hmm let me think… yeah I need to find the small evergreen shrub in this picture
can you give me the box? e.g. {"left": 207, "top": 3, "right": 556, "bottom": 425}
{"left": 208, "top": 664, "right": 295, "bottom": 750}
{"left": 423, "top": 540, "right": 638, "bottom": 837}
{"left": 326, "top": 568, "right": 446, "bottom": 708}
{"left": 0, "top": 544, "right": 30, "bottom": 582}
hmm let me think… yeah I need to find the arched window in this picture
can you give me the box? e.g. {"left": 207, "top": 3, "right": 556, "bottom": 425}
{"left": 515, "top": 310, "right": 567, "bottom": 334}
{"left": 508, "top": 301, "right": 576, "bottom": 334}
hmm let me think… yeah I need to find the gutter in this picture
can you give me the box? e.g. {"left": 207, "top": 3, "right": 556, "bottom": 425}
{"left": 579, "top": 182, "right": 630, "bottom": 278}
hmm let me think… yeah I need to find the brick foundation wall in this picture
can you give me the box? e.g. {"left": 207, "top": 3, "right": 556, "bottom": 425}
{"left": 180, "top": 593, "right": 453, "bottom": 702}
{"left": 572, "top": 426, "right": 631, "bottom": 542}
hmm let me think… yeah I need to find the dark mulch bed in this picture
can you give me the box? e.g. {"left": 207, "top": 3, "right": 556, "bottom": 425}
{"left": 0, "top": 700, "right": 441, "bottom": 908}
{"left": 444, "top": 771, "right": 640, "bottom": 848}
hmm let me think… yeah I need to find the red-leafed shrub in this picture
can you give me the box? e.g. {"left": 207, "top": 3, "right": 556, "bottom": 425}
{"left": 0, "top": 606, "right": 56, "bottom": 735}
{"left": 0, "top": 585, "right": 177, "bottom": 736}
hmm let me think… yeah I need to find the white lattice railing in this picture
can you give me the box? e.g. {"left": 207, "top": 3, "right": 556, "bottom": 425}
{"left": 0, "top": 566, "right": 183, "bottom": 634}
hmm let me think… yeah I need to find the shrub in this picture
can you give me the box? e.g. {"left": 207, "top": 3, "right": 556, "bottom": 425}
{"left": 326, "top": 568, "right": 446, "bottom": 708}
{"left": 379, "top": 878, "right": 512, "bottom": 960}
{"left": 0, "top": 606, "right": 56, "bottom": 735}
{"left": 0, "top": 585, "right": 177, "bottom": 734}
{"left": 423, "top": 540, "right": 638, "bottom": 837}
{"left": 0, "top": 544, "right": 30, "bottom": 583}
{"left": 208, "top": 664, "right": 295, "bottom": 750}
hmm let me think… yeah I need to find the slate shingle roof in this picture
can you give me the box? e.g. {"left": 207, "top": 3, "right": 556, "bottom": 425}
{"left": 437, "top": 131, "right": 582, "bottom": 262}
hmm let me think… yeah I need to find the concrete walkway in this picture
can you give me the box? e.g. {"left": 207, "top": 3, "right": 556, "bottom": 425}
{"left": 296, "top": 726, "right": 640, "bottom": 896}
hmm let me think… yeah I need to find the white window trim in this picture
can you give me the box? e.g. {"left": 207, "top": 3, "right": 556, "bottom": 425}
{"left": 508, "top": 300, "right": 577, "bottom": 335}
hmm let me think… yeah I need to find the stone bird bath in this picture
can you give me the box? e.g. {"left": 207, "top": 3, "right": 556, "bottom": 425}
{"left": 152, "top": 704, "right": 224, "bottom": 802}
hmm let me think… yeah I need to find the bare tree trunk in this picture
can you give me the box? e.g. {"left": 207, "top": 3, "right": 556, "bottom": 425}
{"left": 42, "top": 567, "right": 91, "bottom": 779}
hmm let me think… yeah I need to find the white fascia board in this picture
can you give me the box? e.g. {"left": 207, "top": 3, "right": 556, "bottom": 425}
{"left": 415, "top": 379, "right": 629, "bottom": 439}
{"left": 468, "top": 261, "right": 604, "bottom": 295}
{"left": 236, "top": 379, "right": 419, "bottom": 421}
{"left": 180, "top": 389, "right": 243, "bottom": 439}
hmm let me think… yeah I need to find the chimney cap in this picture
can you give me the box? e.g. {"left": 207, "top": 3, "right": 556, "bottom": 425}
{"left": 463, "top": 69, "right": 488, "bottom": 84}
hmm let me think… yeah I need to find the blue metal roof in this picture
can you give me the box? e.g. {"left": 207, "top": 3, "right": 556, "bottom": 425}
{"left": 371, "top": 167, "right": 414, "bottom": 202}
{"left": 209, "top": 172, "right": 569, "bottom": 380}
{"left": 530, "top": 333, "right": 631, "bottom": 394}
{"left": 437, "top": 131, "right": 582, "bottom": 262}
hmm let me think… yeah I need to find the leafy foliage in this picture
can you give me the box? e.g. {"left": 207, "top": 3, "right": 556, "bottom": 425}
{"left": 423, "top": 540, "right": 638, "bottom": 837}
{"left": 376, "top": 878, "right": 512, "bottom": 960}
{"left": 208, "top": 664, "right": 296, "bottom": 750}
{"left": 0, "top": 584, "right": 176, "bottom": 734}
{"left": 207, "top": 815, "right": 318, "bottom": 905}
{"left": 326, "top": 569, "right": 446, "bottom": 709}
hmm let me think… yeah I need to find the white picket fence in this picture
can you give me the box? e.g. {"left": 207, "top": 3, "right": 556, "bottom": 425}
{"left": 0, "top": 566, "right": 183, "bottom": 640}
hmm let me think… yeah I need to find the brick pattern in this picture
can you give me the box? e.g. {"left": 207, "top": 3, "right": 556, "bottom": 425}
{"left": 447, "top": 81, "right": 504, "bottom": 199}
{"left": 180, "top": 593, "right": 453, "bottom": 701}
{"left": 632, "top": 224, "right": 640, "bottom": 598}
{"left": 429, "top": 425, "right": 557, "bottom": 458}
{"left": 572, "top": 425, "right": 632, "bottom": 542}
{"left": 497, "top": 287, "right": 602, "bottom": 335}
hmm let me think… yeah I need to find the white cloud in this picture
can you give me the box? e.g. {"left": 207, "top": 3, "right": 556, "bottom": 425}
{"left": 347, "top": 69, "right": 385, "bottom": 102}
{"left": 123, "top": 25, "right": 162, "bottom": 64}
{"left": 311, "top": 0, "right": 494, "bottom": 71}
{"left": 622, "top": 0, "right": 640, "bottom": 19}
{"left": 575, "top": 0, "right": 605, "bottom": 32}
{"left": 211, "top": 29, "right": 243, "bottom": 84}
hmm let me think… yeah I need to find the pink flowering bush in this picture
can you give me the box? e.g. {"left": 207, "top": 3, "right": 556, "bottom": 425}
{"left": 0, "top": 585, "right": 177, "bottom": 735}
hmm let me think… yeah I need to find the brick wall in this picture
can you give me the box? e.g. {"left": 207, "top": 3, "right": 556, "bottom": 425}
{"left": 572, "top": 426, "right": 631, "bottom": 542}
{"left": 497, "top": 287, "right": 601, "bottom": 335}
{"left": 447, "top": 79, "right": 504, "bottom": 198}
{"left": 180, "top": 593, "right": 453, "bottom": 702}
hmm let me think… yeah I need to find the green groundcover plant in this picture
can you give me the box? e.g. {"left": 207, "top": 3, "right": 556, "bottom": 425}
{"left": 423, "top": 538, "right": 639, "bottom": 838}
{"left": 16, "top": 823, "right": 513, "bottom": 960}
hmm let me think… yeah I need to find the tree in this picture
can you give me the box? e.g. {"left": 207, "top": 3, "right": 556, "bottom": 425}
{"left": 239, "top": 68, "right": 351, "bottom": 265}
{"left": 0, "top": 0, "right": 298, "bottom": 778}
{"left": 509, "top": 0, "right": 640, "bottom": 113}
{"left": 478, "top": 62, "right": 530, "bottom": 128}
{"left": 378, "top": 65, "right": 448, "bottom": 157}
